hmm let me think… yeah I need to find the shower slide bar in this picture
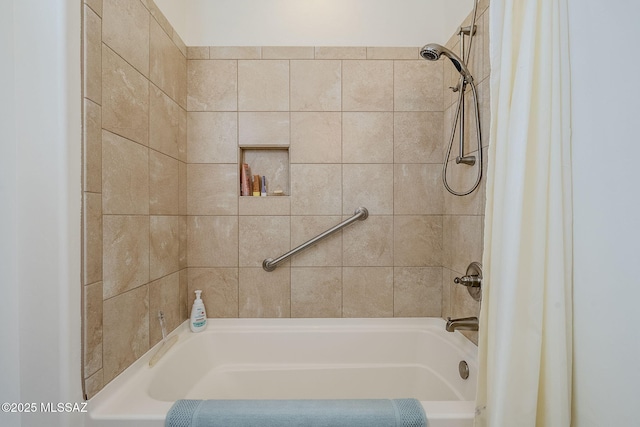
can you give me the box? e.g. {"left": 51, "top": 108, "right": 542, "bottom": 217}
{"left": 262, "top": 207, "right": 369, "bottom": 272}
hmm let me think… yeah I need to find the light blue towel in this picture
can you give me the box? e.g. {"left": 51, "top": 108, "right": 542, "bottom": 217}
{"left": 165, "top": 399, "right": 427, "bottom": 427}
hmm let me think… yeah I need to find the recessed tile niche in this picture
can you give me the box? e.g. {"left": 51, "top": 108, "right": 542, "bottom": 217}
{"left": 240, "top": 148, "right": 290, "bottom": 197}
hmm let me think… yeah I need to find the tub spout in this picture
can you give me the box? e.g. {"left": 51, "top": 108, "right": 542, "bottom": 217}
{"left": 446, "top": 316, "right": 479, "bottom": 332}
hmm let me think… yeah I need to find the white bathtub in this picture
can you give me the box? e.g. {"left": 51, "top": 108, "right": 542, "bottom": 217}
{"left": 87, "top": 318, "right": 477, "bottom": 427}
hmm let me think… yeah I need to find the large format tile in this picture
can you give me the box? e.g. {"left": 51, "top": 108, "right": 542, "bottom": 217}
{"left": 343, "top": 267, "right": 393, "bottom": 317}
{"left": 187, "top": 60, "right": 237, "bottom": 111}
{"left": 102, "top": 45, "right": 149, "bottom": 145}
{"left": 103, "top": 285, "right": 149, "bottom": 383}
{"left": 102, "top": 215, "right": 149, "bottom": 299}
{"left": 102, "top": 0, "right": 149, "bottom": 77}
{"left": 342, "top": 60, "right": 393, "bottom": 111}
{"left": 102, "top": 130, "right": 149, "bottom": 215}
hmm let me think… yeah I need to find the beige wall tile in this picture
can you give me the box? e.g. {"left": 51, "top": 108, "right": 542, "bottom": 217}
{"left": 290, "top": 60, "right": 341, "bottom": 111}
{"left": 239, "top": 196, "right": 291, "bottom": 216}
{"left": 83, "top": 192, "right": 103, "bottom": 285}
{"left": 103, "top": 215, "right": 150, "bottom": 299}
{"left": 290, "top": 216, "right": 342, "bottom": 267}
{"left": 238, "top": 112, "right": 290, "bottom": 147}
{"left": 478, "top": 78, "right": 490, "bottom": 149}
{"left": 179, "top": 269, "right": 188, "bottom": 319}
{"left": 315, "top": 47, "right": 366, "bottom": 60}
{"left": 394, "top": 164, "right": 443, "bottom": 215}
{"left": 150, "top": 18, "right": 187, "bottom": 108}
{"left": 83, "top": 281, "right": 103, "bottom": 377}
{"left": 239, "top": 267, "right": 291, "bottom": 318}
{"left": 179, "top": 162, "right": 187, "bottom": 215}
{"left": 342, "top": 112, "right": 393, "bottom": 163}
{"left": 343, "top": 215, "right": 393, "bottom": 266}
{"left": 187, "top": 216, "right": 238, "bottom": 267}
{"left": 290, "top": 112, "right": 341, "bottom": 164}
{"left": 150, "top": 216, "right": 180, "bottom": 281}
{"left": 238, "top": 60, "right": 289, "bottom": 111}
{"left": 84, "top": 369, "right": 104, "bottom": 399}
{"left": 187, "top": 60, "right": 237, "bottom": 111}
{"left": 187, "top": 112, "right": 238, "bottom": 163}
{"left": 443, "top": 215, "right": 483, "bottom": 274}
{"left": 179, "top": 216, "right": 187, "bottom": 269}
{"left": 443, "top": 147, "right": 487, "bottom": 216}
{"left": 83, "top": 5, "right": 102, "bottom": 104}
{"left": 103, "top": 285, "right": 149, "bottom": 383}
{"left": 342, "top": 60, "right": 393, "bottom": 111}
{"left": 146, "top": 0, "right": 173, "bottom": 37}
{"left": 367, "top": 47, "right": 420, "bottom": 60}
{"left": 83, "top": 98, "right": 102, "bottom": 194}
{"left": 394, "top": 215, "right": 443, "bottom": 267}
{"left": 343, "top": 164, "right": 394, "bottom": 215}
{"left": 188, "top": 268, "right": 239, "bottom": 318}
{"left": 149, "top": 272, "right": 181, "bottom": 346}
{"left": 187, "top": 164, "right": 238, "bottom": 215}
{"left": 210, "top": 46, "right": 261, "bottom": 59}
{"left": 343, "top": 267, "right": 393, "bottom": 317}
{"left": 483, "top": 11, "right": 490, "bottom": 82}
{"left": 150, "top": 85, "right": 187, "bottom": 161}
{"left": 150, "top": 150, "right": 179, "bottom": 215}
{"left": 263, "top": 46, "right": 314, "bottom": 59}
{"left": 102, "top": 130, "right": 149, "bottom": 215}
{"left": 394, "top": 61, "right": 443, "bottom": 111}
{"left": 85, "top": 0, "right": 102, "bottom": 17}
{"left": 102, "top": 45, "right": 149, "bottom": 145}
{"left": 173, "top": 32, "right": 187, "bottom": 57}
{"left": 187, "top": 46, "right": 209, "bottom": 60}
{"left": 463, "top": 10, "right": 485, "bottom": 85}
{"left": 442, "top": 268, "right": 453, "bottom": 319}
{"left": 291, "top": 267, "right": 342, "bottom": 317}
{"left": 239, "top": 216, "right": 290, "bottom": 268}
{"left": 102, "top": 0, "right": 149, "bottom": 77}
{"left": 394, "top": 267, "right": 442, "bottom": 317}
{"left": 394, "top": 112, "right": 444, "bottom": 164}
{"left": 290, "top": 164, "right": 342, "bottom": 215}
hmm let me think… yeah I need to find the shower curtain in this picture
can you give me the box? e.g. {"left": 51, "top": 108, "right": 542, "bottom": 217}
{"left": 475, "top": 0, "right": 573, "bottom": 426}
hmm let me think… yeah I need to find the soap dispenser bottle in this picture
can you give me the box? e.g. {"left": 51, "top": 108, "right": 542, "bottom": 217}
{"left": 190, "top": 290, "right": 207, "bottom": 332}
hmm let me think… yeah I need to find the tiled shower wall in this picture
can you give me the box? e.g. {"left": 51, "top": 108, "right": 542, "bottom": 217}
{"left": 82, "top": 0, "right": 188, "bottom": 398}
{"left": 441, "top": 0, "right": 491, "bottom": 343}
{"left": 82, "top": 0, "right": 490, "bottom": 398}
{"left": 184, "top": 46, "right": 446, "bottom": 320}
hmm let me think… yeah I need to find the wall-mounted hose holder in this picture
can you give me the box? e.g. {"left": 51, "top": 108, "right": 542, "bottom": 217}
{"left": 454, "top": 261, "right": 482, "bottom": 301}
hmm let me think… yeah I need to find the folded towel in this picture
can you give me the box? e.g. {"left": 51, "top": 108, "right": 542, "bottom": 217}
{"left": 165, "top": 399, "right": 426, "bottom": 427}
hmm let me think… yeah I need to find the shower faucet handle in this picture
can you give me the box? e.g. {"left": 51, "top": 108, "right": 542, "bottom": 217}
{"left": 454, "top": 275, "right": 481, "bottom": 287}
{"left": 453, "top": 262, "right": 483, "bottom": 302}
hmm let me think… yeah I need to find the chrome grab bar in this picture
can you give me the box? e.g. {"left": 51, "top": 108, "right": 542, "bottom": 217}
{"left": 262, "top": 207, "right": 368, "bottom": 272}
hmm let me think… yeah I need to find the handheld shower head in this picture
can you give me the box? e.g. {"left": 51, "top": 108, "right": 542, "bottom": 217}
{"left": 420, "top": 43, "right": 473, "bottom": 82}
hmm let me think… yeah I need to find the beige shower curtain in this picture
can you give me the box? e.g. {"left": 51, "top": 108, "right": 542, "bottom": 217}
{"left": 475, "top": 0, "right": 573, "bottom": 426}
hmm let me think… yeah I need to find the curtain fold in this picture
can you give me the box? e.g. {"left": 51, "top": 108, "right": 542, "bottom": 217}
{"left": 475, "top": 0, "right": 573, "bottom": 426}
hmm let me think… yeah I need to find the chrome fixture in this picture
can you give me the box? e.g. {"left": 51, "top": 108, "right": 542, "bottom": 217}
{"left": 419, "top": 44, "right": 473, "bottom": 83}
{"left": 454, "top": 261, "right": 482, "bottom": 301}
{"left": 263, "top": 207, "right": 368, "bottom": 272}
{"left": 458, "top": 360, "right": 470, "bottom": 380}
{"left": 446, "top": 316, "right": 479, "bottom": 332}
{"left": 419, "top": 0, "right": 482, "bottom": 196}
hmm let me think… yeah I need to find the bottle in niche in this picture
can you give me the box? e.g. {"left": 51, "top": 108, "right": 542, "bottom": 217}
{"left": 190, "top": 290, "right": 207, "bottom": 332}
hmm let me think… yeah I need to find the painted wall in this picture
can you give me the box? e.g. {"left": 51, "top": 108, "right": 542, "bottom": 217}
{"left": 0, "top": 1, "right": 21, "bottom": 425}
{"left": 569, "top": 1, "right": 640, "bottom": 425}
{"left": 154, "top": 0, "right": 475, "bottom": 47}
{"left": 0, "top": 0, "right": 83, "bottom": 426}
